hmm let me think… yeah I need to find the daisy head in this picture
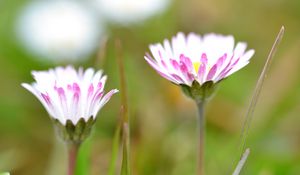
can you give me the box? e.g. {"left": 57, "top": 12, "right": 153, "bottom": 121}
{"left": 92, "top": 0, "right": 170, "bottom": 25}
{"left": 145, "top": 32, "right": 254, "bottom": 101}
{"left": 22, "top": 66, "right": 118, "bottom": 143}
{"left": 17, "top": 0, "right": 102, "bottom": 62}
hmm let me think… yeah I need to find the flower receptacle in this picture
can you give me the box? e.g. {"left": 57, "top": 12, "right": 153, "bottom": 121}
{"left": 180, "top": 81, "right": 218, "bottom": 103}
{"left": 53, "top": 117, "right": 96, "bottom": 145}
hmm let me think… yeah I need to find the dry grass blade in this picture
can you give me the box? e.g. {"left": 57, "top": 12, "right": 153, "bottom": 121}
{"left": 234, "top": 26, "right": 284, "bottom": 172}
{"left": 116, "top": 39, "right": 129, "bottom": 121}
{"left": 95, "top": 37, "right": 108, "bottom": 68}
{"left": 115, "top": 39, "right": 131, "bottom": 175}
{"left": 232, "top": 148, "right": 250, "bottom": 175}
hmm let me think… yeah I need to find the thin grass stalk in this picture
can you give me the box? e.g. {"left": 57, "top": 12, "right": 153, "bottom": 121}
{"left": 116, "top": 39, "right": 131, "bottom": 175}
{"left": 108, "top": 120, "right": 122, "bottom": 175}
{"left": 231, "top": 26, "right": 284, "bottom": 173}
{"left": 238, "top": 26, "right": 284, "bottom": 156}
{"left": 232, "top": 148, "right": 250, "bottom": 175}
{"left": 95, "top": 37, "right": 108, "bottom": 68}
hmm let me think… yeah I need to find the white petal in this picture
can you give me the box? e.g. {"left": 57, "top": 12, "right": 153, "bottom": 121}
{"left": 92, "top": 89, "right": 119, "bottom": 118}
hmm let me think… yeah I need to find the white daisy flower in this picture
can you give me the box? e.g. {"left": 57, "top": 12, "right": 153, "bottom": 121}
{"left": 145, "top": 32, "right": 255, "bottom": 87}
{"left": 22, "top": 66, "right": 118, "bottom": 125}
{"left": 93, "top": 0, "right": 170, "bottom": 25}
{"left": 17, "top": 1, "right": 102, "bottom": 62}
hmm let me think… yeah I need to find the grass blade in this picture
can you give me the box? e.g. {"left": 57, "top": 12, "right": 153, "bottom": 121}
{"left": 116, "top": 39, "right": 130, "bottom": 175}
{"left": 121, "top": 122, "right": 130, "bottom": 175}
{"left": 95, "top": 37, "right": 108, "bottom": 68}
{"left": 75, "top": 139, "right": 91, "bottom": 175}
{"left": 232, "top": 149, "right": 250, "bottom": 175}
{"left": 108, "top": 120, "right": 122, "bottom": 175}
{"left": 233, "top": 26, "right": 285, "bottom": 173}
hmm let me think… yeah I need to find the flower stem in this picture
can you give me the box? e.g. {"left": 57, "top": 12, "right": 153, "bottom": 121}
{"left": 67, "top": 143, "right": 80, "bottom": 175}
{"left": 196, "top": 100, "right": 205, "bottom": 175}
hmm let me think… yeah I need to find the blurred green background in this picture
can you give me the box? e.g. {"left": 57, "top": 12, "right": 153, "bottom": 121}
{"left": 1, "top": 0, "right": 300, "bottom": 175}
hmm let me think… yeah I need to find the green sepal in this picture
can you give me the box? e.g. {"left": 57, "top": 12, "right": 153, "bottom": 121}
{"left": 53, "top": 117, "right": 96, "bottom": 145}
{"left": 180, "top": 81, "right": 218, "bottom": 102}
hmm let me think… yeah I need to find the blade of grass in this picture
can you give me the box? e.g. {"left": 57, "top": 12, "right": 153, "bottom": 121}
{"left": 232, "top": 149, "right": 250, "bottom": 175}
{"left": 75, "top": 139, "right": 91, "bottom": 175}
{"left": 115, "top": 39, "right": 130, "bottom": 175}
{"left": 94, "top": 36, "right": 121, "bottom": 175}
{"left": 233, "top": 26, "right": 284, "bottom": 171}
{"left": 95, "top": 36, "right": 108, "bottom": 68}
{"left": 108, "top": 119, "right": 122, "bottom": 175}
{"left": 121, "top": 120, "right": 130, "bottom": 175}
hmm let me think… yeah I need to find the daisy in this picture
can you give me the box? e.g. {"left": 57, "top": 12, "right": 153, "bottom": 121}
{"left": 145, "top": 32, "right": 255, "bottom": 174}
{"left": 22, "top": 66, "right": 118, "bottom": 175}
{"left": 16, "top": 1, "right": 102, "bottom": 62}
{"left": 145, "top": 32, "right": 254, "bottom": 88}
{"left": 92, "top": 0, "right": 170, "bottom": 25}
{"left": 22, "top": 66, "right": 118, "bottom": 126}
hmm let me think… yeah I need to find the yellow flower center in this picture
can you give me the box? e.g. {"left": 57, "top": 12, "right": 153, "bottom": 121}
{"left": 193, "top": 62, "right": 201, "bottom": 73}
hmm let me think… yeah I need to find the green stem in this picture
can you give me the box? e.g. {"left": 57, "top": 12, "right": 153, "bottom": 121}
{"left": 108, "top": 122, "right": 121, "bottom": 175}
{"left": 196, "top": 100, "right": 205, "bottom": 175}
{"left": 116, "top": 39, "right": 128, "bottom": 123}
{"left": 121, "top": 122, "right": 130, "bottom": 175}
{"left": 116, "top": 39, "right": 131, "bottom": 175}
{"left": 67, "top": 143, "right": 80, "bottom": 175}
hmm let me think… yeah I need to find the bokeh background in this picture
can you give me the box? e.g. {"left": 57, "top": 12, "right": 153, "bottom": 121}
{"left": 0, "top": 0, "right": 300, "bottom": 175}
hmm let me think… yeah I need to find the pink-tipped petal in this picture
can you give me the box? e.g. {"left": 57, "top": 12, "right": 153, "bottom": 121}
{"left": 41, "top": 93, "right": 52, "bottom": 105}
{"left": 145, "top": 56, "right": 179, "bottom": 83}
{"left": 201, "top": 53, "right": 208, "bottom": 65}
{"left": 92, "top": 89, "right": 119, "bottom": 118}
{"left": 179, "top": 54, "right": 193, "bottom": 71}
{"left": 161, "top": 60, "right": 168, "bottom": 68}
{"left": 87, "top": 84, "right": 94, "bottom": 98}
{"left": 206, "top": 64, "right": 218, "bottom": 81}
{"left": 216, "top": 54, "right": 226, "bottom": 68}
{"left": 171, "top": 74, "right": 185, "bottom": 83}
{"left": 170, "top": 59, "right": 180, "bottom": 70}
{"left": 197, "top": 63, "right": 206, "bottom": 83}
{"left": 157, "top": 71, "right": 179, "bottom": 83}
{"left": 144, "top": 55, "right": 162, "bottom": 71}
